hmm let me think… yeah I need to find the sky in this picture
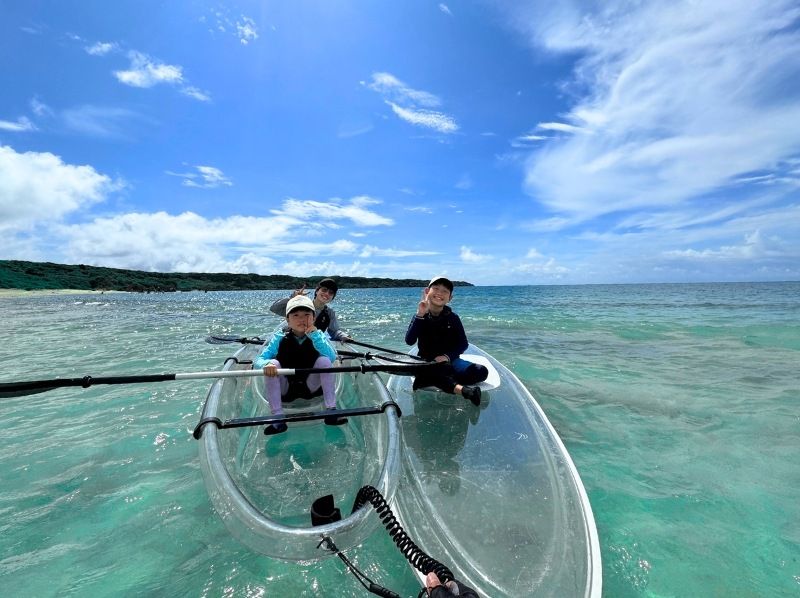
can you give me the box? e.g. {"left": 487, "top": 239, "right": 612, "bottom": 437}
{"left": 1, "top": 1, "right": 799, "bottom": 285}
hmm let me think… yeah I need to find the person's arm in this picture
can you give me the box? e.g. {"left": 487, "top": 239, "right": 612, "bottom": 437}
{"left": 405, "top": 314, "right": 424, "bottom": 345}
{"left": 269, "top": 296, "right": 290, "bottom": 316}
{"left": 307, "top": 329, "right": 337, "bottom": 362}
{"left": 445, "top": 313, "right": 469, "bottom": 362}
{"left": 325, "top": 308, "right": 350, "bottom": 341}
{"left": 253, "top": 333, "right": 282, "bottom": 368}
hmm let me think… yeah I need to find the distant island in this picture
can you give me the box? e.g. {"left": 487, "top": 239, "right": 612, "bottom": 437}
{"left": 0, "top": 260, "right": 472, "bottom": 293}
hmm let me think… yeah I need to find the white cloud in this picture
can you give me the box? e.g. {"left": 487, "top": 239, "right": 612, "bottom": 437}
{"left": 40, "top": 200, "right": 410, "bottom": 273}
{"left": 387, "top": 102, "right": 459, "bottom": 133}
{"left": 271, "top": 196, "right": 394, "bottom": 227}
{"left": 439, "top": 4, "right": 453, "bottom": 16}
{"left": 180, "top": 86, "right": 211, "bottom": 102}
{"left": 367, "top": 72, "right": 442, "bottom": 108}
{"left": 237, "top": 17, "right": 259, "bottom": 44}
{"left": 359, "top": 245, "right": 439, "bottom": 258}
{"left": 507, "top": 1, "right": 800, "bottom": 221}
{"left": 0, "top": 145, "right": 117, "bottom": 229}
{"left": 85, "top": 41, "right": 118, "bottom": 56}
{"left": 366, "top": 72, "right": 459, "bottom": 133}
{"left": 460, "top": 245, "right": 491, "bottom": 263}
{"left": 114, "top": 51, "right": 183, "bottom": 88}
{"left": 662, "top": 230, "right": 785, "bottom": 261}
{"left": 536, "top": 122, "right": 587, "bottom": 134}
{"left": 525, "top": 248, "right": 544, "bottom": 259}
{"left": 167, "top": 165, "right": 233, "bottom": 188}
{"left": 0, "top": 116, "right": 36, "bottom": 132}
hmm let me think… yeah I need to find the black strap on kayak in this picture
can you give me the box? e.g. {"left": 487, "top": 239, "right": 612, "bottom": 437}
{"left": 318, "top": 485, "right": 455, "bottom": 598}
{"left": 193, "top": 400, "right": 401, "bottom": 439}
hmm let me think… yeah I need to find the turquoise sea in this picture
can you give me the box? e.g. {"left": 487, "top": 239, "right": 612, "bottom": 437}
{"left": 1, "top": 283, "right": 798, "bottom": 597}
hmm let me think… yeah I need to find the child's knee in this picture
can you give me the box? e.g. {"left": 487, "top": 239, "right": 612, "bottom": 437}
{"left": 314, "top": 356, "right": 332, "bottom": 368}
{"left": 470, "top": 363, "right": 489, "bottom": 381}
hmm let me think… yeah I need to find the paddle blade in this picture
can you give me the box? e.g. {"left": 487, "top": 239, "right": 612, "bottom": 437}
{"left": 205, "top": 334, "right": 265, "bottom": 345}
{"left": 0, "top": 383, "right": 59, "bottom": 398}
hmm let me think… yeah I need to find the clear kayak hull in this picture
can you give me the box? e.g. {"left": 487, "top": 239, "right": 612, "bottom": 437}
{"left": 197, "top": 343, "right": 402, "bottom": 561}
{"left": 385, "top": 344, "right": 602, "bottom": 597}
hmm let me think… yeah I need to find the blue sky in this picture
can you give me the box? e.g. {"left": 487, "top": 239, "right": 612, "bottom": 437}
{"left": 1, "top": 1, "right": 799, "bottom": 285}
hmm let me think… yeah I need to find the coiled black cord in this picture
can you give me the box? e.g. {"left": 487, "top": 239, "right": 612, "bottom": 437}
{"left": 352, "top": 485, "right": 454, "bottom": 584}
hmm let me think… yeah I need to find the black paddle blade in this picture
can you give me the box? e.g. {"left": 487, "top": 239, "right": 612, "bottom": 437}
{"left": 205, "top": 334, "right": 265, "bottom": 345}
{"left": 0, "top": 383, "right": 59, "bottom": 398}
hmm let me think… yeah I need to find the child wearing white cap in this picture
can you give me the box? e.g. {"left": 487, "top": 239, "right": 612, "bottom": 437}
{"left": 404, "top": 276, "right": 488, "bottom": 406}
{"left": 255, "top": 294, "right": 346, "bottom": 434}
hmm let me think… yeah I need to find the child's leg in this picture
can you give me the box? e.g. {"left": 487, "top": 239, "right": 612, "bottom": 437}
{"left": 451, "top": 358, "right": 489, "bottom": 386}
{"left": 263, "top": 359, "right": 289, "bottom": 415}
{"left": 306, "top": 356, "right": 336, "bottom": 409}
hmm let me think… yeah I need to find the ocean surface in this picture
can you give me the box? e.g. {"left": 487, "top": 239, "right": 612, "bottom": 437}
{"left": 1, "top": 283, "right": 798, "bottom": 597}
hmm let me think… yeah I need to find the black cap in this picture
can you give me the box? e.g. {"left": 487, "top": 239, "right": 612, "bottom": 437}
{"left": 316, "top": 277, "right": 338, "bottom": 297}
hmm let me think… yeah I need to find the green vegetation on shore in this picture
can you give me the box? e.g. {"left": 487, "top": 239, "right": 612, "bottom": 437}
{"left": 0, "top": 260, "right": 472, "bottom": 293}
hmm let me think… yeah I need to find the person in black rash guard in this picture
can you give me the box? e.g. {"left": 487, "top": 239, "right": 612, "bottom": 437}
{"left": 404, "top": 276, "right": 488, "bottom": 406}
{"left": 270, "top": 278, "right": 351, "bottom": 341}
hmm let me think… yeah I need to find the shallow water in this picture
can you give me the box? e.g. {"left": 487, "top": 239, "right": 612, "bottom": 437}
{"left": 1, "top": 283, "right": 798, "bottom": 596}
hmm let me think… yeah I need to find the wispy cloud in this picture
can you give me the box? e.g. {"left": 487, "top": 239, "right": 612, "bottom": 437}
{"left": 360, "top": 245, "right": 439, "bottom": 258}
{"left": 85, "top": 41, "right": 118, "bottom": 56}
{"left": 205, "top": 10, "right": 260, "bottom": 45}
{"left": 366, "top": 72, "right": 459, "bottom": 133}
{"left": 61, "top": 105, "right": 148, "bottom": 139}
{"left": 505, "top": 1, "right": 800, "bottom": 226}
{"left": 0, "top": 117, "right": 36, "bottom": 132}
{"left": 166, "top": 165, "right": 233, "bottom": 188}
{"left": 387, "top": 102, "right": 458, "bottom": 134}
{"left": 30, "top": 97, "right": 54, "bottom": 118}
{"left": 367, "top": 72, "right": 442, "bottom": 107}
{"left": 113, "top": 51, "right": 210, "bottom": 101}
{"left": 271, "top": 196, "right": 394, "bottom": 227}
{"left": 439, "top": 4, "right": 453, "bottom": 17}
{"left": 236, "top": 16, "right": 259, "bottom": 45}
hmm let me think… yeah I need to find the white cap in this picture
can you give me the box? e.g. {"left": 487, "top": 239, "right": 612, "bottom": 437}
{"left": 286, "top": 295, "right": 315, "bottom": 314}
{"left": 428, "top": 276, "right": 454, "bottom": 292}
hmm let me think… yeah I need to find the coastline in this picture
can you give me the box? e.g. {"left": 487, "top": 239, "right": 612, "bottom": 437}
{"left": 0, "top": 289, "right": 124, "bottom": 299}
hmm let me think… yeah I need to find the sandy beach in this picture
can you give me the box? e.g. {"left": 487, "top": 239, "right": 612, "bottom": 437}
{"left": 0, "top": 289, "right": 123, "bottom": 299}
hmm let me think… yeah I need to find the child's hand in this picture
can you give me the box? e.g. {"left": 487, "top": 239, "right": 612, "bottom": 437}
{"left": 263, "top": 363, "right": 278, "bottom": 377}
{"left": 417, "top": 288, "right": 429, "bottom": 317}
{"left": 303, "top": 312, "right": 316, "bottom": 334}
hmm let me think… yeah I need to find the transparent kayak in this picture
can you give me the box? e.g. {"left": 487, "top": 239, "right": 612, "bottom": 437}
{"left": 384, "top": 344, "right": 602, "bottom": 597}
{"left": 196, "top": 343, "right": 402, "bottom": 561}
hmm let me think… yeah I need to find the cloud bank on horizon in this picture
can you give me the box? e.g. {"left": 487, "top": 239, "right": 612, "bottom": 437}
{"left": 1, "top": 1, "right": 798, "bottom": 284}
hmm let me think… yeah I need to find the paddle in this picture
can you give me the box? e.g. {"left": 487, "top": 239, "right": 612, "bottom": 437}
{"left": 343, "top": 339, "right": 427, "bottom": 361}
{"left": 205, "top": 334, "right": 266, "bottom": 345}
{"left": 0, "top": 362, "right": 443, "bottom": 398}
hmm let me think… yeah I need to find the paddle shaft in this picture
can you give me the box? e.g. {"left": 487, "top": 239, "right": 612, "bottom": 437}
{"left": 344, "top": 339, "right": 426, "bottom": 361}
{"left": 0, "top": 362, "right": 440, "bottom": 398}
